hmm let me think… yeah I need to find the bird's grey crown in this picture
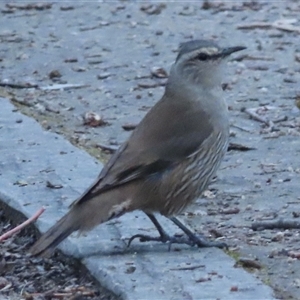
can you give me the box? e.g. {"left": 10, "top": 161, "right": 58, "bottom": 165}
{"left": 176, "top": 40, "right": 220, "bottom": 62}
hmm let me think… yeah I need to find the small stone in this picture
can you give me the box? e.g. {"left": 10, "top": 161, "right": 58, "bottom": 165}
{"left": 125, "top": 266, "right": 136, "bottom": 274}
{"left": 0, "top": 277, "right": 9, "bottom": 289}
{"left": 97, "top": 73, "right": 111, "bottom": 80}
{"left": 293, "top": 211, "right": 300, "bottom": 218}
{"left": 254, "top": 182, "right": 261, "bottom": 188}
{"left": 14, "top": 180, "right": 28, "bottom": 186}
{"left": 72, "top": 66, "right": 86, "bottom": 72}
{"left": 49, "top": 70, "right": 62, "bottom": 79}
{"left": 196, "top": 277, "right": 211, "bottom": 283}
{"left": 245, "top": 205, "right": 252, "bottom": 211}
{"left": 122, "top": 123, "right": 137, "bottom": 131}
{"left": 230, "top": 286, "right": 238, "bottom": 292}
{"left": 83, "top": 112, "right": 107, "bottom": 127}
{"left": 140, "top": 3, "right": 166, "bottom": 15}
{"left": 259, "top": 87, "right": 268, "bottom": 93}
{"left": 151, "top": 66, "right": 168, "bottom": 78}
{"left": 271, "top": 232, "right": 284, "bottom": 242}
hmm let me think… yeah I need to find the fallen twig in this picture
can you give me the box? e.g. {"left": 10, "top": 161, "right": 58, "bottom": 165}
{"left": 46, "top": 181, "right": 63, "bottom": 189}
{"left": 237, "top": 257, "right": 262, "bottom": 269}
{"left": 231, "top": 124, "right": 253, "bottom": 132}
{"left": 6, "top": 3, "right": 52, "bottom": 10}
{"left": 237, "top": 22, "right": 272, "bottom": 30}
{"left": 219, "top": 207, "right": 240, "bottom": 215}
{"left": 0, "top": 207, "right": 45, "bottom": 242}
{"left": 11, "top": 97, "right": 34, "bottom": 107}
{"left": 252, "top": 218, "right": 300, "bottom": 231}
{"left": 39, "top": 83, "right": 89, "bottom": 91}
{"left": 263, "top": 132, "right": 285, "bottom": 139}
{"left": 28, "top": 291, "right": 95, "bottom": 299}
{"left": 272, "top": 19, "right": 300, "bottom": 34}
{"left": 241, "top": 107, "right": 270, "bottom": 125}
{"left": 137, "top": 81, "right": 166, "bottom": 89}
{"left": 237, "top": 19, "right": 300, "bottom": 34}
{"left": 28, "top": 286, "right": 96, "bottom": 298}
{"left": 0, "top": 82, "right": 38, "bottom": 89}
{"left": 228, "top": 142, "right": 256, "bottom": 151}
{"left": 273, "top": 116, "right": 288, "bottom": 123}
{"left": 241, "top": 107, "right": 278, "bottom": 132}
{"left": 96, "top": 143, "right": 118, "bottom": 153}
{"left": 170, "top": 264, "right": 205, "bottom": 271}
{"left": 0, "top": 282, "right": 12, "bottom": 292}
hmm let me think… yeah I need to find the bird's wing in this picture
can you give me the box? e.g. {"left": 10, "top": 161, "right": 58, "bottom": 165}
{"left": 73, "top": 95, "right": 214, "bottom": 206}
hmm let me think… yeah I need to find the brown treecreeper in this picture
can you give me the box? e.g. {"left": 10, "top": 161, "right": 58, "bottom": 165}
{"left": 30, "top": 40, "right": 246, "bottom": 257}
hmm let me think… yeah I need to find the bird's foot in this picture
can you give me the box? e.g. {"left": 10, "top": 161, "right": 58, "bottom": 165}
{"left": 127, "top": 214, "right": 227, "bottom": 250}
{"left": 127, "top": 232, "right": 226, "bottom": 250}
{"left": 127, "top": 233, "right": 193, "bottom": 251}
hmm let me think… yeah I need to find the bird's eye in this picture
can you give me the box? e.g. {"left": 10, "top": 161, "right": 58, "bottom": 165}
{"left": 197, "top": 53, "right": 209, "bottom": 61}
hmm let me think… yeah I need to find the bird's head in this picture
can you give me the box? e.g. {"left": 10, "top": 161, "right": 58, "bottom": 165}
{"left": 171, "top": 40, "right": 246, "bottom": 88}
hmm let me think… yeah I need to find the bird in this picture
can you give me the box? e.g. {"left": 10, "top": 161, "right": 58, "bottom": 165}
{"left": 30, "top": 39, "right": 246, "bottom": 257}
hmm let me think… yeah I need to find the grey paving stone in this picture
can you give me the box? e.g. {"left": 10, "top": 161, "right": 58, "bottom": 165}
{"left": 0, "top": 98, "right": 276, "bottom": 299}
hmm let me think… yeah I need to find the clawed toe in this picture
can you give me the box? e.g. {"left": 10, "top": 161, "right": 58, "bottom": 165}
{"left": 127, "top": 232, "right": 227, "bottom": 250}
{"left": 127, "top": 233, "right": 192, "bottom": 251}
{"left": 127, "top": 234, "right": 163, "bottom": 247}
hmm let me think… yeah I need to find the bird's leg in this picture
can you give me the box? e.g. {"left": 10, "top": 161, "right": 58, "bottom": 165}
{"left": 127, "top": 213, "right": 192, "bottom": 250}
{"left": 145, "top": 213, "right": 170, "bottom": 239}
{"left": 169, "top": 217, "right": 227, "bottom": 249}
{"left": 127, "top": 214, "right": 227, "bottom": 250}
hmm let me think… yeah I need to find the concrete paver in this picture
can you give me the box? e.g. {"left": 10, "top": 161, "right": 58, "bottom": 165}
{"left": 0, "top": 98, "right": 276, "bottom": 299}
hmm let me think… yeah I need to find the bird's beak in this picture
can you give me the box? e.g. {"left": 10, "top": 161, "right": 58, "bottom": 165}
{"left": 221, "top": 46, "right": 246, "bottom": 57}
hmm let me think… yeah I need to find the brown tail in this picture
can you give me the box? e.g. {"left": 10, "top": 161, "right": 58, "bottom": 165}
{"left": 30, "top": 209, "right": 80, "bottom": 257}
{"left": 30, "top": 188, "right": 133, "bottom": 257}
